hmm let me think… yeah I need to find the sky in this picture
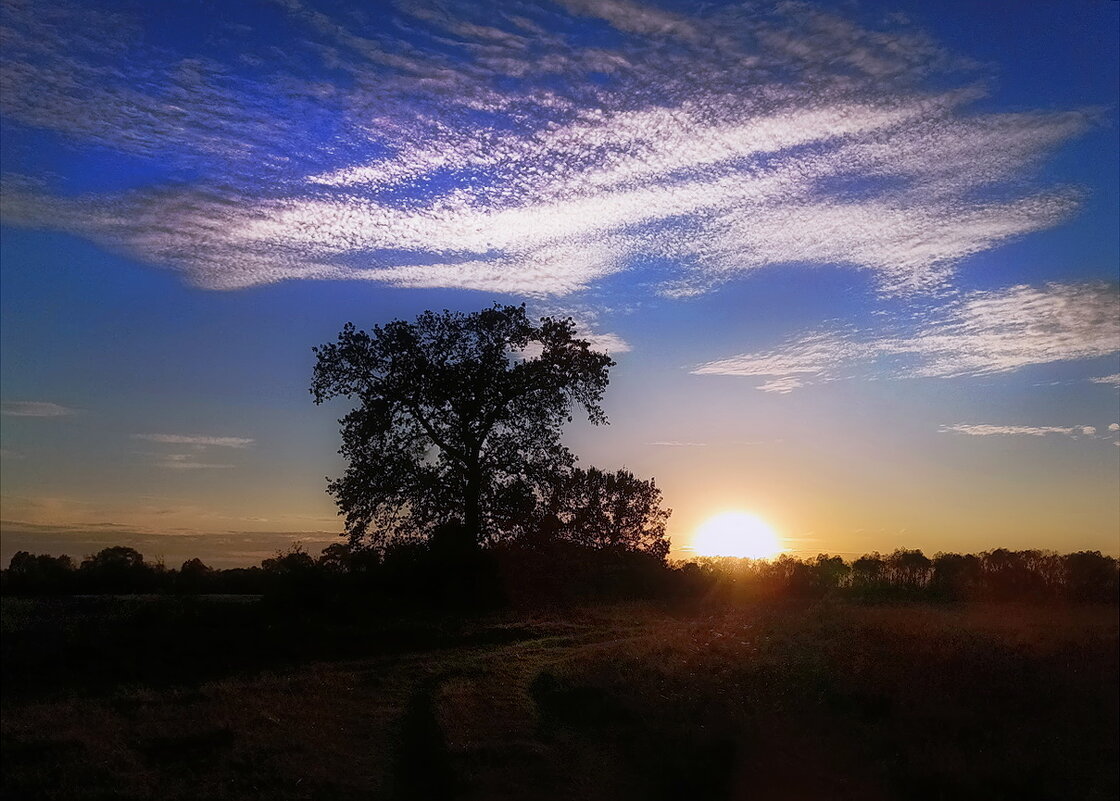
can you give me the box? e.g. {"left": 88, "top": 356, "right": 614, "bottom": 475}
{"left": 1, "top": 0, "right": 1117, "bottom": 567}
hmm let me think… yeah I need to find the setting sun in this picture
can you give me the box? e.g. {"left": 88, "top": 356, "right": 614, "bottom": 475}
{"left": 691, "top": 512, "right": 784, "bottom": 559}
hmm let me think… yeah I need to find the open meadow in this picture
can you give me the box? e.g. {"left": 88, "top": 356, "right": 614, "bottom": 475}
{"left": 3, "top": 596, "right": 1116, "bottom": 801}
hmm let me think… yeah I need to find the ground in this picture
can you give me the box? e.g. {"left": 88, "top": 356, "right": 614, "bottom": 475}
{"left": 2, "top": 598, "right": 1117, "bottom": 800}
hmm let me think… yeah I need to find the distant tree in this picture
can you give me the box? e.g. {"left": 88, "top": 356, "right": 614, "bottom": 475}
{"left": 852, "top": 553, "right": 886, "bottom": 589}
{"left": 774, "top": 554, "right": 817, "bottom": 597}
{"left": 886, "top": 549, "right": 931, "bottom": 593}
{"left": 260, "top": 543, "right": 324, "bottom": 605}
{"left": 545, "top": 467, "right": 671, "bottom": 559}
{"left": 980, "top": 549, "right": 1053, "bottom": 600}
{"left": 261, "top": 543, "right": 316, "bottom": 575}
{"left": 177, "top": 557, "right": 213, "bottom": 593}
{"left": 5, "top": 551, "right": 74, "bottom": 594}
{"left": 312, "top": 304, "right": 613, "bottom": 548}
{"left": 317, "top": 543, "right": 353, "bottom": 573}
{"left": 317, "top": 542, "right": 381, "bottom": 578}
{"left": 82, "top": 546, "right": 145, "bottom": 571}
{"left": 1063, "top": 550, "right": 1119, "bottom": 602}
{"left": 180, "top": 557, "right": 212, "bottom": 577}
{"left": 80, "top": 546, "right": 154, "bottom": 593}
{"left": 931, "top": 552, "right": 982, "bottom": 601}
{"left": 812, "top": 554, "right": 850, "bottom": 593}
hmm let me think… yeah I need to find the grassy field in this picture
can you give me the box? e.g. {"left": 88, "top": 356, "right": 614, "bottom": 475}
{"left": 2, "top": 597, "right": 1116, "bottom": 800}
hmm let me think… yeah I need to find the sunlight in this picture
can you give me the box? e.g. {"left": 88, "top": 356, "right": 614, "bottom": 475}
{"left": 691, "top": 511, "right": 783, "bottom": 559}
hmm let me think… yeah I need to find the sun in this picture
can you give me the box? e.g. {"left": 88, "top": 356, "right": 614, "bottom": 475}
{"left": 691, "top": 511, "right": 783, "bottom": 559}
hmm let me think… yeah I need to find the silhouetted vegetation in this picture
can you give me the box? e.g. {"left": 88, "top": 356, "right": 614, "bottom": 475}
{"left": 3, "top": 544, "right": 1117, "bottom": 607}
{"left": 691, "top": 548, "right": 1119, "bottom": 604}
{"left": 311, "top": 304, "right": 626, "bottom": 550}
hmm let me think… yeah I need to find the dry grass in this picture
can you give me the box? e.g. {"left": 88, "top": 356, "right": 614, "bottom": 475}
{"left": 2, "top": 599, "right": 1116, "bottom": 800}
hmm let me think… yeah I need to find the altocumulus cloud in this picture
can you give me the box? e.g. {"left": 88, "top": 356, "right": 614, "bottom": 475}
{"left": 156, "top": 454, "right": 237, "bottom": 470}
{"left": 131, "top": 434, "right": 255, "bottom": 449}
{"left": 131, "top": 433, "right": 254, "bottom": 469}
{"left": 0, "top": 0, "right": 1093, "bottom": 300}
{"left": 939, "top": 424, "right": 1100, "bottom": 440}
{"left": 693, "top": 283, "right": 1120, "bottom": 391}
{"left": 1, "top": 401, "right": 78, "bottom": 417}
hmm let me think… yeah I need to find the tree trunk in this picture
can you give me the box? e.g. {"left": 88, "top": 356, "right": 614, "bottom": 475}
{"left": 464, "top": 460, "right": 483, "bottom": 546}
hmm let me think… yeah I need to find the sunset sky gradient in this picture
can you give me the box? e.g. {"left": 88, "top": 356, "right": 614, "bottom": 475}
{"left": 2, "top": 0, "right": 1117, "bottom": 565}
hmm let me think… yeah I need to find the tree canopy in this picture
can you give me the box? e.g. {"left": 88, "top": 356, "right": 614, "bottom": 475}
{"left": 544, "top": 467, "right": 671, "bottom": 560}
{"left": 311, "top": 304, "right": 616, "bottom": 548}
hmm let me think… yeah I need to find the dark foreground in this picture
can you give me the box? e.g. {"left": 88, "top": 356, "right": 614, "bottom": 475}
{"left": 2, "top": 597, "right": 1117, "bottom": 801}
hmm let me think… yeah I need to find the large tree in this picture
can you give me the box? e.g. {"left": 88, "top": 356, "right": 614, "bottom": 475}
{"left": 311, "top": 304, "right": 614, "bottom": 548}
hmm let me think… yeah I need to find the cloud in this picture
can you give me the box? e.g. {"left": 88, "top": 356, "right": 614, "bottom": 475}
{"left": 1, "top": 401, "right": 78, "bottom": 417}
{"left": 902, "top": 283, "right": 1120, "bottom": 378}
{"left": 1091, "top": 373, "right": 1120, "bottom": 388}
{"left": 758, "top": 376, "right": 808, "bottom": 394}
{"left": 555, "top": 0, "right": 703, "bottom": 43}
{"left": 0, "top": 0, "right": 1094, "bottom": 298}
{"left": 939, "top": 424, "right": 1095, "bottom": 438}
{"left": 582, "top": 330, "right": 631, "bottom": 355}
{"left": 529, "top": 303, "right": 632, "bottom": 353}
{"left": 693, "top": 282, "right": 1120, "bottom": 389}
{"left": 692, "top": 332, "right": 874, "bottom": 380}
{"left": 156, "top": 453, "right": 236, "bottom": 470}
{"left": 132, "top": 433, "right": 254, "bottom": 448}
{"left": 1110, "top": 423, "right": 1119, "bottom": 432}
{"left": 648, "top": 440, "right": 707, "bottom": 447}
{"left": 130, "top": 433, "right": 253, "bottom": 469}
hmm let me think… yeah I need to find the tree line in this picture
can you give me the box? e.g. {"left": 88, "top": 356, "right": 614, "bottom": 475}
{"left": 687, "top": 548, "right": 1119, "bottom": 603}
{"left": 3, "top": 543, "right": 1116, "bottom": 604}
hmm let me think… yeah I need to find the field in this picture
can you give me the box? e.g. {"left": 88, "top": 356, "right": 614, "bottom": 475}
{"left": 2, "top": 597, "right": 1117, "bottom": 801}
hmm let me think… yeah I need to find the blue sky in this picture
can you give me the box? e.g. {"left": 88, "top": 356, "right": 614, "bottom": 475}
{"left": 1, "top": 0, "right": 1117, "bottom": 565}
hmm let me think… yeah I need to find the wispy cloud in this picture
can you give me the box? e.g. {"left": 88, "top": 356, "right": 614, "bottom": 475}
{"left": 692, "top": 332, "right": 875, "bottom": 381}
{"left": 0, "top": 0, "right": 1093, "bottom": 298}
{"left": 940, "top": 424, "right": 1099, "bottom": 439}
{"left": 131, "top": 433, "right": 253, "bottom": 470}
{"left": 648, "top": 440, "right": 707, "bottom": 447}
{"left": 756, "top": 377, "right": 807, "bottom": 394}
{"left": 156, "top": 453, "right": 236, "bottom": 470}
{"left": 1091, "top": 373, "right": 1120, "bottom": 388}
{"left": 132, "top": 434, "right": 254, "bottom": 449}
{"left": 693, "top": 282, "right": 1120, "bottom": 389}
{"left": 903, "top": 283, "right": 1120, "bottom": 378}
{"left": 1, "top": 401, "right": 78, "bottom": 417}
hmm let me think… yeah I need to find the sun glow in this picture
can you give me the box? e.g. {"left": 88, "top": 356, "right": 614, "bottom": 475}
{"left": 691, "top": 512, "right": 783, "bottom": 559}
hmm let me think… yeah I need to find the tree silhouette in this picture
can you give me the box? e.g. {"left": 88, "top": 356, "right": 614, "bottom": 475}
{"left": 261, "top": 543, "right": 316, "bottom": 575}
{"left": 312, "top": 304, "right": 614, "bottom": 548}
{"left": 1064, "top": 550, "right": 1119, "bottom": 602}
{"left": 177, "top": 557, "right": 213, "bottom": 593}
{"left": 930, "top": 552, "right": 982, "bottom": 600}
{"left": 852, "top": 553, "right": 886, "bottom": 587}
{"left": 79, "top": 546, "right": 154, "bottom": 593}
{"left": 545, "top": 467, "right": 671, "bottom": 559}
{"left": 886, "top": 549, "right": 931, "bottom": 593}
{"left": 5, "top": 551, "right": 74, "bottom": 594}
